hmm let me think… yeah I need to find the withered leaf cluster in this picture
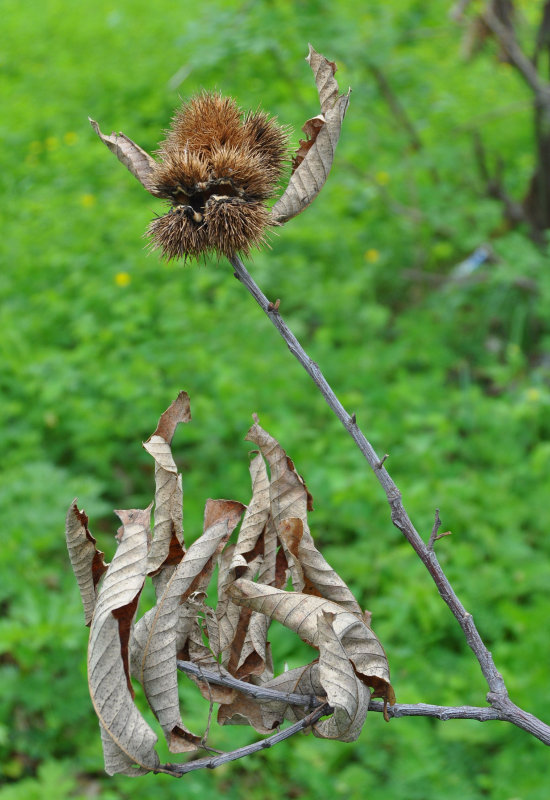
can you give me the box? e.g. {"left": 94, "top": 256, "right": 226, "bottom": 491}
{"left": 66, "top": 393, "right": 394, "bottom": 777}
{"left": 90, "top": 45, "right": 350, "bottom": 259}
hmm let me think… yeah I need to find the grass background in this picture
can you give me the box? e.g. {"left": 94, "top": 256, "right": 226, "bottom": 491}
{"left": 1, "top": 0, "right": 550, "bottom": 797}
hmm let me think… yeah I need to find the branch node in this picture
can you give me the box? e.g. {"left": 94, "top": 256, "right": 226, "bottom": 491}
{"left": 376, "top": 453, "right": 389, "bottom": 470}
{"left": 267, "top": 298, "right": 281, "bottom": 312}
{"left": 349, "top": 412, "right": 357, "bottom": 425}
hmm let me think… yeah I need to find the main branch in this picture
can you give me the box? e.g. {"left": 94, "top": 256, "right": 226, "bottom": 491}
{"left": 229, "top": 253, "right": 550, "bottom": 745}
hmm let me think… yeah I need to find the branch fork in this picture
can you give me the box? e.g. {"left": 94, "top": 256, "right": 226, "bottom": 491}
{"left": 230, "top": 252, "right": 550, "bottom": 746}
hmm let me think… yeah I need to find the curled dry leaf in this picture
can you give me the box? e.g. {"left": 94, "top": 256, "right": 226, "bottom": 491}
{"left": 218, "top": 662, "right": 323, "bottom": 733}
{"left": 65, "top": 500, "right": 108, "bottom": 626}
{"left": 314, "top": 611, "right": 370, "bottom": 741}
{"left": 278, "top": 518, "right": 363, "bottom": 616}
{"left": 129, "top": 499, "right": 244, "bottom": 753}
{"left": 216, "top": 455, "right": 274, "bottom": 681}
{"left": 260, "top": 663, "right": 323, "bottom": 726}
{"left": 245, "top": 417, "right": 313, "bottom": 523}
{"left": 143, "top": 392, "right": 191, "bottom": 577}
{"left": 246, "top": 419, "right": 362, "bottom": 614}
{"left": 271, "top": 44, "right": 350, "bottom": 224}
{"left": 217, "top": 689, "right": 278, "bottom": 733}
{"left": 89, "top": 118, "right": 162, "bottom": 197}
{"left": 227, "top": 579, "right": 395, "bottom": 706}
{"left": 87, "top": 506, "right": 160, "bottom": 776}
{"left": 218, "top": 609, "right": 370, "bottom": 742}
{"left": 215, "top": 544, "right": 242, "bottom": 660}
{"left": 69, "top": 391, "right": 394, "bottom": 774}
{"left": 226, "top": 608, "right": 270, "bottom": 682}
{"left": 150, "top": 391, "right": 192, "bottom": 444}
{"left": 246, "top": 416, "right": 312, "bottom": 592}
{"left": 229, "top": 453, "right": 270, "bottom": 574}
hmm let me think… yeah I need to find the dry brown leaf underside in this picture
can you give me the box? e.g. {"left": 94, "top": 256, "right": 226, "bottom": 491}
{"left": 66, "top": 392, "right": 394, "bottom": 777}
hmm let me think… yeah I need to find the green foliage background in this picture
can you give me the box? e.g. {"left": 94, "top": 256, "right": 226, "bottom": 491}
{"left": 1, "top": 0, "right": 550, "bottom": 797}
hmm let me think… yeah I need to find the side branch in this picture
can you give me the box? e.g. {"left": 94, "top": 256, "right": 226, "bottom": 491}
{"left": 163, "top": 703, "right": 332, "bottom": 775}
{"left": 229, "top": 253, "right": 550, "bottom": 745}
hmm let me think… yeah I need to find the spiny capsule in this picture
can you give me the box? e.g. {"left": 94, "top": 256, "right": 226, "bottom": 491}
{"left": 146, "top": 92, "right": 289, "bottom": 260}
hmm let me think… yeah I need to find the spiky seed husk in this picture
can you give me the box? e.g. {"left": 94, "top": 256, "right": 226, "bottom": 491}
{"left": 147, "top": 92, "right": 289, "bottom": 260}
{"left": 204, "top": 198, "right": 272, "bottom": 257}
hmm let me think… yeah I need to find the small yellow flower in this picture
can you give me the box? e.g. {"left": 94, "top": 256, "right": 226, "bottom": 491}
{"left": 364, "top": 248, "right": 380, "bottom": 263}
{"left": 64, "top": 131, "right": 78, "bottom": 146}
{"left": 45, "top": 136, "right": 59, "bottom": 151}
{"left": 375, "top": 170, "right": 390, "bottom": 186}
{"left": 80, "top": 193, "right": 96, "bottom": 208}
{"left": 526, "top": 387, "right": 541, "bottom": 403}
{"left": 115, "top": 272, "right": 131, "bottom": 287}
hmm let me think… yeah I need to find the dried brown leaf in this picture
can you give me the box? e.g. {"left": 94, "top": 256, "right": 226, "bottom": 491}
{"left": 150, "top": 391, "right": 192, "bottom": 443}
{"left": 89, "top": 118, "right": 162, "bottom": 197}
{"left": 215, "top": 545, "right": 242, "bottom": 659}
{"left": 65, "top": 499, "right": 108, "bottom": 626}
{"left": 259, "top": 662, "right": 323, "bottom": 727}
{"left": 229, "top": 453, "right": 270, "bottom": 572}
{"left": 257, "top": 514, "right": 278, "bottom": 587}
{"left": 146, "top": 447, "right": 185, "bottom": 576}
{"left": 307, "top": 47, "right": 339, "bottom": 115}
{"left": 245, "top": 417, "right": 312, "bottom": 591}
{"left": 271, "top": 44, "right": 350, "bottom": 224}
{"left": 231, "top": 610, "right": 270, "bottom": 681}
{"left": 143, "top": 455, "right": 184, "bottom": 573}
{"left": 227, "top": 580, "right": 394, "bottom": 705}
{"left": 278, "top": 518, "right": 363, "bottom": 616}
{"left": 314, "top": 611, "right": 370, "bottom": 741}
{"left": 129, "top": 499, "right": 244, "bottom": 753}
{"left": 245, "top": 418, "right": 313, "bottom": 522}
{"left": 143, "top": 393, "right": 191, "bottom": 583}
{"left": 217, "top": 691, "right": 277, "bottom": 733}
{"left": 246, "top": 421, "right": 361, "bottom": 614}
{"left": 87, "top": 506, "right": 160, "bottom": 775}
{"left": 216, "top": 561, "right": 271, "bottom": 683}
{"left": 215, "top": 455, "right": 273, "bottom": 679}
{"left": 218, "top": 658, "right": 322, "bottom": 732}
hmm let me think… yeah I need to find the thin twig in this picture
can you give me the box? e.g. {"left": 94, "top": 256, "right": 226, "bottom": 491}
{"left": 371, "top": 700, "right": 500, "bottom": 722}
{"left": 229, "top": 253, "right": 550, "bottom": 745}
{"left": 177, "top": 660, "right": 319, "bottom": 709}
{"left": 163, "top": 703, "right": 332, "bottom": 775}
